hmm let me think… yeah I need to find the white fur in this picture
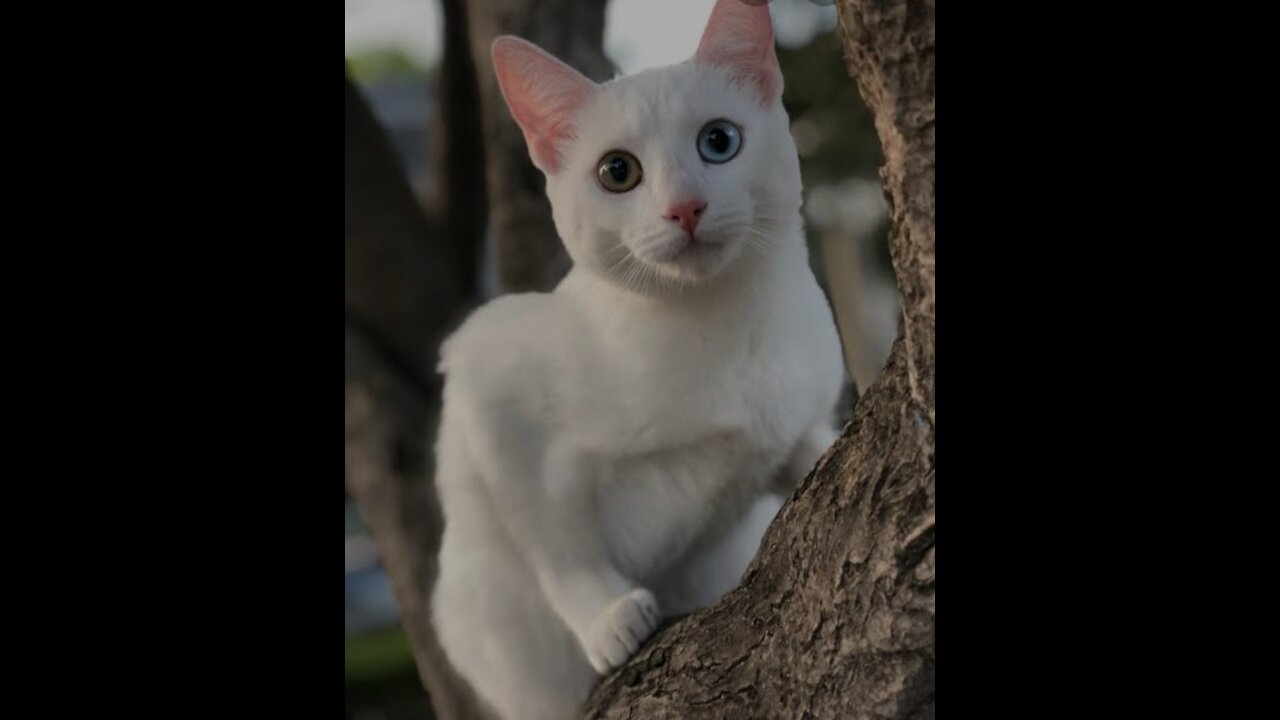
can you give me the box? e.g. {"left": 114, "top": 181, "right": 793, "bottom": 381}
{"left": 430, "top": 11, "right": 845, "bottom": 720}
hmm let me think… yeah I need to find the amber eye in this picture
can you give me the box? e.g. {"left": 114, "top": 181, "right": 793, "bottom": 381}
{"left": 597, "top": 150, "right": 643, "bottom": 193}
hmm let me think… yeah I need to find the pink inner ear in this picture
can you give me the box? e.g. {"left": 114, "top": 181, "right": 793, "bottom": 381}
{"left": 492, "top": 37, "right": 595, "bottom": 172}
{"left": 694, "top": 0, "right": 782, "bottom": 103}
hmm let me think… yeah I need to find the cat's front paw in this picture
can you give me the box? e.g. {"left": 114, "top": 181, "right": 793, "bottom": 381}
{"left": 584, "top": 588, "right": 660, "bottom": 675}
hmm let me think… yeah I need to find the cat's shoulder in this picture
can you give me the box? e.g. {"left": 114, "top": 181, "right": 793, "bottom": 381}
{"left": 437, "top": 291, "right": 578, "bottom": 384}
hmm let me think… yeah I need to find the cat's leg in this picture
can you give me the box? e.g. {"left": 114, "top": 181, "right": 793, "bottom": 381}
{"left": 468, "top": 424, "right": 661, "bottom": 675}
{"left": 434, "top": 404, "right": 601, "bottom": 720}
{"left": 770, "top": 421, "right": 839, "bottom": 495}
{"left": 651, "top": 492, "right": 784, "bottom": 615}
{"left": 434, "top": 534, "right": 596, "bottom": 720}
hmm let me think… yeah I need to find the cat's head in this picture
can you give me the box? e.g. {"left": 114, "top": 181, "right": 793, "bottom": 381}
{"left": 491, "top": 0, "right": 801, "bottom": 291}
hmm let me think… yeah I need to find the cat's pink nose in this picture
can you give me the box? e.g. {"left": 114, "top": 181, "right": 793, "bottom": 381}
{"left": 663, "top": 198, "right": 708, "bottom": 235}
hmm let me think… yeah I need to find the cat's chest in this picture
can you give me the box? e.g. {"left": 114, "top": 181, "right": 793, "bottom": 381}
{"left": 587, "top": 311, "right": 812, "bottom": 455}
{"left": 594, "top": 431, "right": 767, "bottom": 580}
{"left": 557, "top": 262, "right": 842, "bottom": 460}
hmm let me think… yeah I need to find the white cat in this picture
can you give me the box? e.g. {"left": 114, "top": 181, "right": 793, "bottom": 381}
{"left": 430, "top": 1, "right": 845, "bottom": 718}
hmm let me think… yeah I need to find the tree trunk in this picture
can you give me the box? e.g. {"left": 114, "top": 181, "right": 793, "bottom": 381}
{"left": 466, "top": 0, "right": 613, "bottom": 294}
{"left": 581, "top": 1, "right": 935, "bottom": 717}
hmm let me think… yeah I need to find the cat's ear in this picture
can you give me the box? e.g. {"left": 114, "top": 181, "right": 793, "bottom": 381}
{"left": 491, "top": 36, "right": 597, "bottom": 173}
{"left": 694, "top": 0, "right": 783, "bottom": 105}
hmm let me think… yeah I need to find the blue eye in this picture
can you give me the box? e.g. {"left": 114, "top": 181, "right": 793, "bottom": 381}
{"left": 697, "top": 120, "right": 742, "bottom": 164}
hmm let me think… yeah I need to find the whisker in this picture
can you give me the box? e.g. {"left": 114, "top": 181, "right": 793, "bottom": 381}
{"left": 607, "top": 253, "right": 633, "bottom": 277}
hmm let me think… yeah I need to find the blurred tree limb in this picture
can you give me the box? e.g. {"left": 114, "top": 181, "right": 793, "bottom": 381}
{"left": 345, "top": 2, "right": 612, "bottom": 719}
{"left": 343, "top": 10, "right": 492, "bottom": 717}
{"left": 581, "top": 1, "right": 935, "bottom": 716}
{"left": 427, "top": 0, "right": 487, "bottom": 299}
{"left": 467, "top": 0, "right": 613, "bottom": 293}
{"left": 345, "top": 62, "right": 491, "bottom": 718}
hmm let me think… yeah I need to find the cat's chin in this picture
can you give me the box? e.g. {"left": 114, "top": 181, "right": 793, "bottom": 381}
{"left": 652, "top": 252, "right": 728, "bottom": 286}
{"left": 642, "top": 237, "right": 735, "bottom": 284}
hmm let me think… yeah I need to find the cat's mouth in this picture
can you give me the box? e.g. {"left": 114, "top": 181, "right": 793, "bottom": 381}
{"left": 648, "top": 234, "right": 723, "bottom": 265}
{"left": 620, "top": 229, "right": 738, "bottom": 285}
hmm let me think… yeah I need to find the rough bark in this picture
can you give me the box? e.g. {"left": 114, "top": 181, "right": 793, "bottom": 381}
{"left": 345, "top": 70, "right": 492, "bottom": 720}
{"left": 466, "top": 0, "right": 613, "bottom": 293}
{"left": 581, "top": 1, "right": 935, "bottom": 717}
